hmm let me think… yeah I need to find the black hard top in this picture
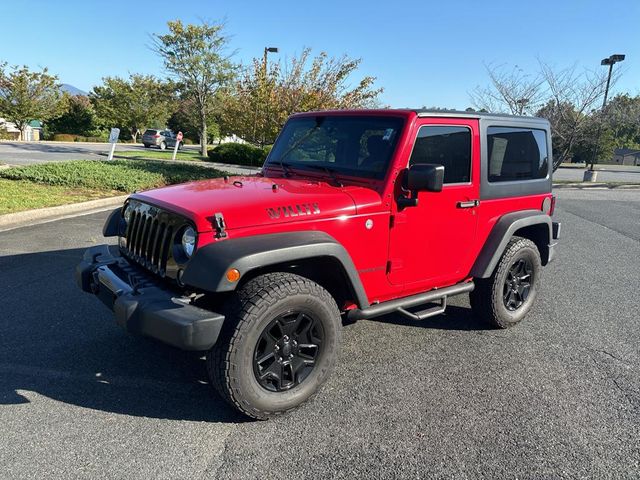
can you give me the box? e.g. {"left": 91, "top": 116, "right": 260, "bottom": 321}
{"left": 413, "top": 109, "right": 549, "bottom": 123}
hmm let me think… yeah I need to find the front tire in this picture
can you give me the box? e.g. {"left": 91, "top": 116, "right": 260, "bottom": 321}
{"left": 207, "top": 272, "right": 341, "bottom": 419}
{"left": 470, "top": 236, "right": 541, "bottom": 329}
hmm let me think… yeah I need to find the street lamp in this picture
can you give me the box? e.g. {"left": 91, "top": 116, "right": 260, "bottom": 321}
{"left": 600, "top": 54, "right": 625, "bottom": 109}
{"left": 585, "top": 53, "right": 625, "bottom": 179}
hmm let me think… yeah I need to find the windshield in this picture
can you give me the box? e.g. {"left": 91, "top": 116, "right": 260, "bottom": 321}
{"left": 266, "top": 115, "right": 405, "bottom": 180}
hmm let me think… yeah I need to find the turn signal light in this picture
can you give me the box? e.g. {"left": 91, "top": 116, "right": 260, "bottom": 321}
{"left": 226, "top": 268, "right": 241, "bottom": 283}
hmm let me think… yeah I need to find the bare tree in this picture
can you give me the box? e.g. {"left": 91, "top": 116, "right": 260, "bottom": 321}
{"left": 470, "top": 63, "right": 546, "bottom": 115}
{"left": 538, "top": 61, "right": 615, "bottom": 169}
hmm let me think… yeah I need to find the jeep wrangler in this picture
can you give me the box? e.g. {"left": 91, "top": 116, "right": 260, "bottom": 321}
{"left": 77, "top": 110, "right": 561, "bottom": 419}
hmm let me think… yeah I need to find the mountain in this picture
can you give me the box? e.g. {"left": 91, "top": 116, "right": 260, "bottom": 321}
{"left": 60, "top": 83, "right": 88, "bottom": 96}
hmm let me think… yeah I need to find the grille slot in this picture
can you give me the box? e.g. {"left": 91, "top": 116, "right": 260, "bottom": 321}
{"left": 122, "top": 201, "right": 183, "bottom": 277}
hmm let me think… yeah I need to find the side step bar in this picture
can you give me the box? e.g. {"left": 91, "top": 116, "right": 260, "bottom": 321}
{"left": 347, "top": 281, "right": 474, "bottom": 321}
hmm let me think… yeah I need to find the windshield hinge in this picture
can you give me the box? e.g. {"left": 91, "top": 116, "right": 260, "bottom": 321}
{"left": 211, "top": 212, "right": 227, "bottom": 238}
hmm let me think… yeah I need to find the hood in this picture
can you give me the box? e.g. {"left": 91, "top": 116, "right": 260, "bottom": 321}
{"left": 131, "top": 176, "right": 359, "bottom": 232}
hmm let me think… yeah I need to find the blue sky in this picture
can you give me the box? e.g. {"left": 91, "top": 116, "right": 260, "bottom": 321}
{"left": 1, "top": 0, "right": 638, "bottom": 109}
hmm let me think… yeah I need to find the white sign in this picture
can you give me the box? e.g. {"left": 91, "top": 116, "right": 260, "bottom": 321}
{"left": 108, "top": 128, "right": 120, "bottom": 144}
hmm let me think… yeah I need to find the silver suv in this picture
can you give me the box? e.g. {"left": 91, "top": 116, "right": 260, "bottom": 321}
{"left": 141, "top": 129, "right": 182, "bottom": 150}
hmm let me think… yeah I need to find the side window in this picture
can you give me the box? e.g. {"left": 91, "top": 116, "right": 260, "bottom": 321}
{"left": 409, "top": 126, "right": 471, "bottom": 184}
{"left": 487, "top": 127, "right": 548, "bottom": 182}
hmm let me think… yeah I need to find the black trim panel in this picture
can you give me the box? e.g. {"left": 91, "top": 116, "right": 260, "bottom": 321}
{"left": 182, "top": 231, "right": 370, "bottom": 308}
{"left": 102, "top": 207, "right": 124, "bottom": 237}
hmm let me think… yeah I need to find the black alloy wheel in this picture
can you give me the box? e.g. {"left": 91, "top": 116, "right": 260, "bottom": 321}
{"left": 253, "top": 310, "right": 324, "bottom": 392}
{"left": 503, "top": 258, "right": 533, "bottom": 311}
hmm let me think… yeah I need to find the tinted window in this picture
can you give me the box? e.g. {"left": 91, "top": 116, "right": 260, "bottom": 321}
{"left": 143, "top": 129, "right": 158, "bottom": 135}
{"left": 266, "top": 116, "right": 404, "bottom": 179}
{"left": 487, "top": 127, "right": 548, "bottom": 182}
{"left": 409, "top": 126, "right": 471, "bottom": 184}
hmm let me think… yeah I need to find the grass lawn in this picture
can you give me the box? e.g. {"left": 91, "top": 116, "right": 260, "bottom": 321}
{"left": 114, "top": 149, "right": 207, "bottom": 162}
{"left": 0, "top": 159, "right": 225, "bottom": 214}
{"left": 0, "top": 179, "right": 118, "bottom": 214}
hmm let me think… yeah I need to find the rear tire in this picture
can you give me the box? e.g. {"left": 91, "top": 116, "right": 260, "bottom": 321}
{"left": 143, "top": 143, "right": 150, "bottom": 148}
{"left": 159, "top": 142, "right": 167, "bottom": 150}
{"left": 207, "top": 272, "right": 341, "bottom": 419}
{"left": 470, "top": 236, "right": 541, "bottom": 329}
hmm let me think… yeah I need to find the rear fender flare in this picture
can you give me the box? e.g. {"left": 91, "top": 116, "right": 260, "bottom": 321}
{"left": 470, "top": 210, "right": 552, "bottom": 278}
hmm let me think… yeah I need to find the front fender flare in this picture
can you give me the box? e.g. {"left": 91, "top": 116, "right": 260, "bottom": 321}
{"left": 181, "top": 231, "right": 370, "bottom": 308}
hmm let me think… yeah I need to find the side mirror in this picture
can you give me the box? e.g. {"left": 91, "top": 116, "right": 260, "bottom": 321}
{"left": 398, "top": 163, "right": 445, "bottom": 209}
{"left": 404, "top": 163, "right": 445, "bottom": 192}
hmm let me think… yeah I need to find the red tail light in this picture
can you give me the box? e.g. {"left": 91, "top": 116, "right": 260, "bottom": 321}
{"left": 549, "top": 195, "right": 556, "bottom": 216}
{"left": 153, "top": 134, "right": 160, "bottom": 138}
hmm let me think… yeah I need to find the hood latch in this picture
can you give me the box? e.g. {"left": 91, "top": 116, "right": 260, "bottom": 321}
{"left": 211, "top": 212, "right": 228, "bottom": 238}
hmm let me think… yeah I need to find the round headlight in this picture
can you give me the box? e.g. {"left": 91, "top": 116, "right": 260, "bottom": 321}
{"left": 181, "top": 226, "right": 196, "bottom": 258}
{"left": 123, "top": 204, "right": 133, "bottom": 223}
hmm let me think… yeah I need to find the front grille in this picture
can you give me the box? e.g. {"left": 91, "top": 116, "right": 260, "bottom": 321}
{"left": 121, "top": 200, "right": 185, "bottom": 278}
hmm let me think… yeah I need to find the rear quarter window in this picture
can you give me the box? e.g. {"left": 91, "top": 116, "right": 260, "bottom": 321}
{"left": 487, "top": 127, "right": 548, "bottom": 182}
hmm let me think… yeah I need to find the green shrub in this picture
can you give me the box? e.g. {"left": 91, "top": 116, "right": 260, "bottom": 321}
{"left": 207, "top": 142, "right": 267, "bottom": 167}
{"left": 0, "top": 160, "right": 225, "bottom": 192}
{"left": 182, "top": 138, "right": 194, "bottom": 145}
{"left": 53, "top": 134, "right": 77, "bottom": 142}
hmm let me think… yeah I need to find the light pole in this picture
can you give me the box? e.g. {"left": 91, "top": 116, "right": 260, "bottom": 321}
{"left": 261, "top": 47, "right": 278, "bottom": 147}
{"left": 585, "top": 53, "right": 625, "bottom": 180}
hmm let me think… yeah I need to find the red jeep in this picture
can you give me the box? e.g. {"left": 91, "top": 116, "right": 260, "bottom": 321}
{"left": 77, "top": 110, "right": 561, "bottom": 419}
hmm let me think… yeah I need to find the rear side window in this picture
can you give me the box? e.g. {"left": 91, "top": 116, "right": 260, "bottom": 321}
{"left": 487, "top": 127, "right": 548, "bottom": 182}
{"left": 409, "top": 126, "right": 471, "bottom": 184}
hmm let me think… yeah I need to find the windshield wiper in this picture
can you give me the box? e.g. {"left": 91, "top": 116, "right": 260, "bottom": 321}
{"left": 279, "top": 161, "right": 293, "bottom": 178}
{"left": 302, "top": 164, "right": 344, "bottom": 187}
{"left": 269, "top": 116, "right": 325, "bottom": 177}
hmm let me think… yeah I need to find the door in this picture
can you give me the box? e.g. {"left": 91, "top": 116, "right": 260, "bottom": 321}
{"left": 388, "top": 118, "right": 480, "bottom": 289}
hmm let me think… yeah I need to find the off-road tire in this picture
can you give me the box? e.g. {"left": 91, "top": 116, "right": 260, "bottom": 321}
{"left": 470, "top": 236, "right": 541, "bottom": 329}
{"left": 207, "top": 272, "right": 341, "bottom": 420}
{"left": 159, "top": 141, "right": 167, "bottom": 150}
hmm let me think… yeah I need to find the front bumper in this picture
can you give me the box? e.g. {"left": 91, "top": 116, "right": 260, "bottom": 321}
{"left": 76, "top": 245, "right": 224, "bottom": 351}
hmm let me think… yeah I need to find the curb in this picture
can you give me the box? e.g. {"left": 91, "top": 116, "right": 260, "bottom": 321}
{"left": 553, "top": 182, "right": 640, "bottom": 189}
{"left": 0, "top": 195, "right": 128, "bottom": 232}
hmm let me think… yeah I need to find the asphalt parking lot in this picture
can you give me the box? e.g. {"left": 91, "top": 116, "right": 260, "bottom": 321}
{"left": 0, "top": 142, "right": 200, "bottom": 166}
{"left": 0, "top": 189, "right": 638, "bottom": 479}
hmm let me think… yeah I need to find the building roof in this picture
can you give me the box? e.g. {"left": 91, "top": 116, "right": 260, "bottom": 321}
{"left": 614, "top": 148, "right": 640, "bottom": 156}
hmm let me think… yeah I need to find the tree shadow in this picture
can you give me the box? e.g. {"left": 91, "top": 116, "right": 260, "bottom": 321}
{"left": 369, "top": 304, "right": 495, "bottom": 332}
{"left": 0, "top": 247, "right": 247, "bottom": 423}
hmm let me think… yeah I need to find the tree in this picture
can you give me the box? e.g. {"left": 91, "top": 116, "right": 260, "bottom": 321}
{"left": 471, "top": 61, "right": 616, "bottom": 170}
{"left": 48, "top": 94, "right": 95, "bottom": 136}
{"left": 538, "top": 62, "right": 613, "bottom": 169}
{"left": 221, "top": 48, "right": 382, "bottom": 146}
{"left": 0, "top": 63, "right": 64, "bottom": 140}
{"left": 90, "top": 74, "right": 175, "bottom": 143}
{"left": 167, "top": 95, "right": 220, "bottom": 144}
{"left": 602, "top": 94, "right": 640, "bottom": 151}
{"left": 470, "top": 64, "right": 546, "bottom": 115}
{"left": 153, "top": 20, "right": 236, "bottom": 156}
